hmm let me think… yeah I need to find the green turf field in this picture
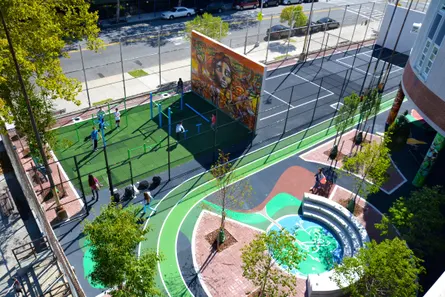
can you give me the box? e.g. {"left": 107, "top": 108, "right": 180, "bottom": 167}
{"left": 53, "top": 93, "right": 252, "bottom": 194}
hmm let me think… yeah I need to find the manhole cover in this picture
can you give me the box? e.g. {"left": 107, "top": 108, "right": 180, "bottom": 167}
{"left": 72, "top": 117, "right": 82, "bottom": 123}
{"left": 98, "top": 73, "right": 105, "bottom": 78}
{"left": 135, "top": 60, "right": 143, "bottom": 66}
{"left": 162, "top": 93, "right": 169, "bottom": 98}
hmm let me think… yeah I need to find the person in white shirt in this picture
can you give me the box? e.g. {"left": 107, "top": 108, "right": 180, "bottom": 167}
{"left": 176, "top": 121, "right": 185, "bottom": 141}
{"left": 114, "top": 108, "right": 121, "bottom": 128}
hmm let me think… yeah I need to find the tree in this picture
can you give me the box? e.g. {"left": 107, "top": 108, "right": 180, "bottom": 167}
{"left": 329, "top": 93, "right": 360, "bottom": 161}
{"left": 376, "top": 186, "right": 445, "bottom": 258}
{"left": 83, "top": 203, "right": 162, "bottom": 295}
{"left": 280, "top": 5, "right": 307, "bottom": 28}
{"left": 185, "top": 13, "right": 229, "bottom": 41}
{"left": 331, "top": 238, "right": 424, "bottom": 297}
{"left": 354, "top": 88, "right": 381, "bottom": 144}
{"left": 241, "top": 229, "right": 304, "bottom": 297}
{"left": 0, "top": 0, "right": 102, "bottom": 214}
{"left": 343, "top": 137, "right": 391, "bottom": 212}
{"left": 387, "top": 111, "right": 411, "bottom": 152}
{"left": 209, "top": 150, "right": 252, "bottom": 250}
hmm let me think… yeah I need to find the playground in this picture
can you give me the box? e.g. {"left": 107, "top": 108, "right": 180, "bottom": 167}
{"left": 52, "top": 92, "right": 253, "bottom": 192}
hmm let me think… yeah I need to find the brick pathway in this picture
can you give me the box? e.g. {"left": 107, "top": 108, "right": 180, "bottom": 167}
{"left": 300, "top": 129, "right": 407, "bottom": 194}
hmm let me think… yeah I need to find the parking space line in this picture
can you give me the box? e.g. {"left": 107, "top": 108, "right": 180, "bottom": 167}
{"left": 260, "top": 92, "right": 334, "bottom": 121}
{"left": 264, "top": 90, "right": 295, "bottom": 108}
{"left": 334, "top": 55, "right": 403, "bottom": 77}
{"left": 330, "top": 102, "right": 344, "bottom": 110}
{"left": 266, "top": 72, "right": 292, "bottom": 80}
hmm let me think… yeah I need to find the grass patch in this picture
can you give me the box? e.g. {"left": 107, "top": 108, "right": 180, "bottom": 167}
{"left": 274, "top": 54, "right": 290, "bottom": 61}
{"left": 93, "top": 98, "right": 113, "bottom": 107}
{"left": 128, "top": 69, "right": 149, "bottom": 78}
{"left": 289, "top": 38, "right": 297, "bottom": 43}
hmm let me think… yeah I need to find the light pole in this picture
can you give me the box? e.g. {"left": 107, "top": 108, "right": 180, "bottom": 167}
{"left": 300, "top": 0, "right": 315, "bottom": 61}
{"left": 255, "top": 0, "right": 265, "bottom": 47}
{"left": 0, "top": 9, "right": 68, "bottom": 220}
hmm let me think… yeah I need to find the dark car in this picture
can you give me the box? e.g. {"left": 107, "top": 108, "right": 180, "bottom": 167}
{"left": 316, "top": 17, "right": 340, "bottom": 30}
{"left": 204, "top": 1, "right": 233, "bottom": 13}
{"left": 293, "top": 21, "right": 323, "bottom": 35}
{"left": 267, "top": 24, "right": 291, "bottom": 40}
{"left": 260, "top": 0, "right": 280, "bottom": 7}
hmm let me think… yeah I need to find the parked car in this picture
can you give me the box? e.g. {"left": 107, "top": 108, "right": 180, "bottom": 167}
{"left": 282, "top": 0, "right": 302, "bottom": 4}
{"left": 233, "top": 0, "right": 259, "bottom": 10}
{"left": 161, "top": 7, "right": 195, "bottom": 19}
{"left": 267, "top": 24, "right": 291, "bottom": 39}
{"left": 260, "top": 0, "right": 280, "bottom": 7}
{"left": 204, "top": 2, "right": 233, "bottom": 13}
{"left": 293, "top": 21, "right": 323, "bottom": 35}
{"left": 316, "top": 17, "right": 340, "bottom": 30}
{"left": 302, "top": 0, "right": 319, "bottom": 2}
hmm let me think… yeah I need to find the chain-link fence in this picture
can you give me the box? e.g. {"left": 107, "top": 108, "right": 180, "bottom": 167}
{"left": 59, "top": 2, "right": 388, "bottom": 114}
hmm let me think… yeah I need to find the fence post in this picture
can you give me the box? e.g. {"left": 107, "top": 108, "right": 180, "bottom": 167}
{"left": 350, "top": 3, "right": 362, "bottom": 48}
{"left": 150, "top": 92, "right": 153, "bottom": 119}
{"left": 79, "top": 45, "right": 91, "bottom": 108}
{"left": 73, "top": 156, "right": 88, "bottom": 215}
{"left": 363, "top": 2, "right": 375, "bottom": 42}
{"left": 337, "top": 5, "right": 349, "bottom": 48}
{"left": 119, "top": 39, "right": 127, "bottom": 102}
{"left": 283, "top": 86, "right": 294, "bottom": 134}
{"left": 102, "top": 148, "right": 114, "bottom": 197}
{"left": 168, "top": 107, "right": 172, "bottom": 136}
{"left": 158, "top": 28, "right": 162, "bottom": 87}
{"left": 244, "top": 29, "right": 248, "bottom": 55}
{"left": 129, "top": 161, "right": 135, "bottom": 197}
{"left": 167, "top": 131, "right": 171, "bottom": 181}
{"left": 265, "top": 15, "right": 273, "bottom": 63}
{"left": 158, "top": 103, "right": 162, "bottom": 128}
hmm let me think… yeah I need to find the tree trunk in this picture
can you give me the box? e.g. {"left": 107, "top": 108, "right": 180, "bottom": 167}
{"left": 116, "top": 0, "right": 121, "bottom": 23}
{"left": 259, "top": 265, "right": 271, "bottom": 297}
{"left": 385, "top": 83, "right": 405, "bottom": 131}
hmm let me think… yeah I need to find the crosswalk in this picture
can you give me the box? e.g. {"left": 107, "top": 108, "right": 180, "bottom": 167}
{"left": 347, "top": 4, "right": 386, "bottom": 22}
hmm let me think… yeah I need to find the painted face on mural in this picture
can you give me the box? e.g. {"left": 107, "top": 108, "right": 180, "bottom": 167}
{"left": 215, "top": 60, "right": 231, "bottom": 89}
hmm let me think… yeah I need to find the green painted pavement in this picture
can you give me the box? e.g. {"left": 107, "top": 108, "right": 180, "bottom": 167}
{"left": 266, "top": 192, "right": 302, "bottom": 221}
{"left": 140, "top": 95, "right": 396, "bottom": 296}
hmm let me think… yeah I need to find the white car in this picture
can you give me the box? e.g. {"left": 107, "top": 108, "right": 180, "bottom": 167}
{"left": 282, "top": 0, "right": 302, "bottom": 4}
{"left": 161, "top": 7, "right": 195, "bottom": 19}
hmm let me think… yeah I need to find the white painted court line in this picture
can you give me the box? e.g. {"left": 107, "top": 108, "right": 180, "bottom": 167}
{"left": 291, "top": 73, "right": 335, "bottom": 96}
{"left": 260, "top": 92, "right": 334, "bottom": 121}
{"left": 266, "top": 71, "right": 293, "bottom": 80}
{"left": 330, "top": 102, "right": 344, "bottom": 110}
{"left": 264, "top": 90, "right": 295, "bottom": 108}
{"left": 335, "top": 52, "right": 404, "bottom": 77}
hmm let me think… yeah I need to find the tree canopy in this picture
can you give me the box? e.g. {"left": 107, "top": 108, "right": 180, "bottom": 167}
{"left": 83, "top": 203, "right": 161, "bottom": 296}
{"left": 241, "top": 229, "right": 304, "bottom": 297}
{"left": 280, "top": 5, "right": 308, "bottom": 28}
{"left": 331, "top": 238, "right": 424, "bottom": 297}
{"left": 376, "top": 186, "right": 445, "bottom": 258}
{"left": 185, "top": 13, "right": 229, "bottom": 41}
{"left": 0, "top": 0, "right": 102, "bottom": 153}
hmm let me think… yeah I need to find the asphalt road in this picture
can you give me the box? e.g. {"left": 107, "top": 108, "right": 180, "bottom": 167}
{"left": 60, "top": 0, "right": 387, "bottom": 81}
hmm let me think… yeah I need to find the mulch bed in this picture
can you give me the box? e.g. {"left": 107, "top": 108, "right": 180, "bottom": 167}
{"left": 336, "top": 197, "right": 364, "bottom": 217}
{"left": 323, "top": 149, "right": 347, "bottom": 162}
{"left": 205, "top": 228, "right": 238, "bottom": 252}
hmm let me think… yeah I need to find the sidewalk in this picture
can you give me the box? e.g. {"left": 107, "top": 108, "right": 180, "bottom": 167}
{"left": 54, "top": 21, "right": 379, "bottom": 115}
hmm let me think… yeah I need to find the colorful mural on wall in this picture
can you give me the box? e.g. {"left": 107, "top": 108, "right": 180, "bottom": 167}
{"left": 412, "top": 132, "right": 445, "bottom": 187}
{"left": 191, "top": 31, "right": 265, "bottom": 131}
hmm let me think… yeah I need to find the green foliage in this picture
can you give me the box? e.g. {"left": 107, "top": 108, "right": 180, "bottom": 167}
{"left": 343, "top": 138, "right": 391, "bottom": 199}
{"left": 209, "top": 150, "right": 252, "bottom": 246}
{"left": 280, "top": 5, "right": 307, "bottom": 27}
{"left": 376, "top": 186, "right": 445, "bottom": 258}
{"left": 84, "top": 204, "right": 161, "bottom": 295}
{"left": 0, "top": 0, "right": 102, "bottom": 152}
{"left": 185, "top": 13, "right": 229, "bottom": 41}
{"left": 331, "top": 238, "right": 424, "bottom": 297}
{"left": 241, "top": 229, "right": 304, "bottom": 297}
{"left": 358, "top": 88, "right": 381, "bottom": 127}
{"left": 128, "top": 69, "right": 149, "bottom": 78}
{"left": 334, "top": 93, "right": 360, "bottom": 137}
{"left": 387, "top": 113, "right": 411, "bottom": 152}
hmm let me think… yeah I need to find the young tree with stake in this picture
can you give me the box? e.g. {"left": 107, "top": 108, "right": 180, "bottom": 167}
{"left": 185, "top": 13, "right": 229, "bottom": 41}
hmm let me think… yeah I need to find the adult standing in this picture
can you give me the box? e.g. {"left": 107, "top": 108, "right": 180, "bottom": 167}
{"left": 91, "top": 126, "right": 100, "bottom": 152}
{"left": 13, "top": 277, "right": 23, "bottom": 297}
{"left": 143, "top": 191, "right": 157, "bottom": 216}
{"left": 177, "top": 78, "right": 184, "bottom": 94}
{"left": 211, "top": 114, "right": 217, "bottom": 130}
{"left": 88, "top": 174, "right": 101, "bottom": 200}
{"left": 310, "top": 168, "right": 325, "bottom": 193}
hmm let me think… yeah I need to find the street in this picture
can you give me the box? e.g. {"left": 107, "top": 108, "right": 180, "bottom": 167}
{"left": 60, "top": 0, "right": 387, "bottom": 83}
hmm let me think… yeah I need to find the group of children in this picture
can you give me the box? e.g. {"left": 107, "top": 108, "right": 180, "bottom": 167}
{"left": 90, "top": 107, "right": 121, "bottom": 152}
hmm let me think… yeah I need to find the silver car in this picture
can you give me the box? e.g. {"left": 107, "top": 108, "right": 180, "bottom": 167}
{"left": 161, "top": 7, "right": 195, "bottom": 20}
{"left": 282, "top": 0, "right": 302, "bottom": 4}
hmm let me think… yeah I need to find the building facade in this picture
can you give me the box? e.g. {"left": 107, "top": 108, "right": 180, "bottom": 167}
{"left": 387, "top": 0, "right": 445, "bottom": 186}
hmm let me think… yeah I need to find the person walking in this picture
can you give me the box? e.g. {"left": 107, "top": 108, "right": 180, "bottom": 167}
{"left": 211, "top": 114, "right": 217, "bottom": 130}
{"left": 177, "top": 78, "right": 184, "bottom": 94}
{"left": 91, "top": 126, "right": 100, "bottom": 152}
{"left": 143, "top": 191, "right": 157, "bottom": 216}
{"left": 176, "top": 121, "right": 185, "bottom": 141}
{"left": 88, "top": 174, "right": 101, "bottom": 200}
{"left": 114, "top": 108, "right": 121, "bottom": 128}
{"left": 310, "top": 168, "right": 325, "bottom": 193}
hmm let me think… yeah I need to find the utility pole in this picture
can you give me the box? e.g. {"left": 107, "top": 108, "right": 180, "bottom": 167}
{"left": 0, "top": 9, "right": 68, "bottom": 220}
{"left": 255, "top": 0, "right": 264, "bottom": 47}
{"left": 300, "top": 0, "right": 315, "bottom": 61}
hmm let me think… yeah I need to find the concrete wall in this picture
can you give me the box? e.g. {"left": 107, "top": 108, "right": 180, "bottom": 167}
{"left": 376, "top": 4, "right": 426, "bottom": 55}
{"left": 424, "top": 271, "right": 445, "bottom": 297}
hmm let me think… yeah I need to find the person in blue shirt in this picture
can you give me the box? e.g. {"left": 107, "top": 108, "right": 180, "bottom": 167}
{"left": 91, "top": 126, "right": 100, "bottom": 152}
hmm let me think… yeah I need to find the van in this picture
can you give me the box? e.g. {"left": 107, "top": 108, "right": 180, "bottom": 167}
{"left": 233, "top": 0, "right": 259, "bottom": 10}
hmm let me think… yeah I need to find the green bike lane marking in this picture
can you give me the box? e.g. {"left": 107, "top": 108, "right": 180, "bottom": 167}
{"left": 140, "top": 94, "right": 397, "bottom": 296}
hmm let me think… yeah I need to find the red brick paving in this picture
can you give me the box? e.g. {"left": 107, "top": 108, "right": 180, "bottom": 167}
{"left": 300, "top": 129, "right": 406, "bottom": 194}
{"left": 194, "top": 212, "right": 308, "bottom": 297}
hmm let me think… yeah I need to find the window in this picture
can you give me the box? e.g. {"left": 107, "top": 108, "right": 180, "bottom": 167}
{"left": 428, "top": 14, "right": 442, "bottom": 39}
{"left": 417, "top": 40, "right": 431, "bottom": 70}
{"left": 424, "top": 45, "right": 439, "bottom": 76}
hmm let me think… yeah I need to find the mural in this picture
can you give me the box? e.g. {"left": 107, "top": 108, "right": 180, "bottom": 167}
{"left": 191, "top": 31, "right": 265, "bottom": 131}
{"left": 412, "top": 133, "right": 445, "bottom": 187}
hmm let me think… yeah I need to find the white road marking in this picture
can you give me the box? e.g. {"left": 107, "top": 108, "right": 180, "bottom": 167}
{"left": 264, "top": 90, "right": 295, "bottom": 108}
{"left": 330, "top": 102, "right": 344, "bottom": 110}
